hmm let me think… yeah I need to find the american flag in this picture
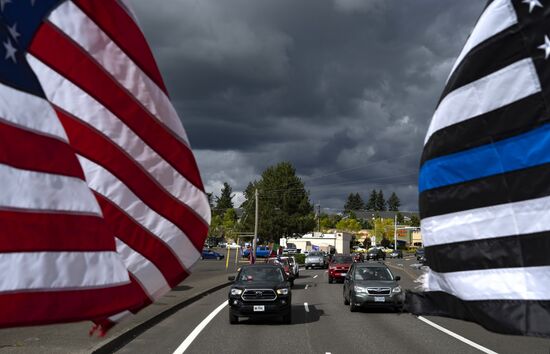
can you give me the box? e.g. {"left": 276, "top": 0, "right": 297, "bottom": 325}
{"left": 407, "top": 0, "right": 550, "bottom": 337}
{"left": 0, "top": 0, "right": 210, "bottom": 330}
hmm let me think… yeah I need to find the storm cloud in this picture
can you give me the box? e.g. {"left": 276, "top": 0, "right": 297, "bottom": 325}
{"left": 132, "top": 0, "right": 485, "bottom": 212}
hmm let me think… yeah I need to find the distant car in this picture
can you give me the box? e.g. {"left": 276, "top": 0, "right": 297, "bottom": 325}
{"left": 343, "top": 262, "right": 403, "bottom": 312}
{"left": 227, "top": 264, "right": 292, "bottom": 324}
{"left": 415, "top": 248, "right": 425, "bottom": 261}
{"left": 352, "top": 252, "right": 364, "bottom": 263}
{"left": 388, "top": 249, "right": 403, "bottom": 259}
{"left": 267, "top": 257, "right": 295, "bottom": 286}
{"left": 288, "top": 256, "right": 299, "bottom": 278}
{"left": 201, "top": 249, "right": 224, "bottom": 260}
{"left": 305, "top": 251, "right": 328, "bottom": 269}
{"left": 218, "top": 242, "right": 227, "bottom": 248}
{"left": 366, "top": 247, "right": 386, "bottom": 261}
{"left": 328, "top": 254, "right": 354, "bottom": 283}
{"left": 243, "top": 246, "right": 271, "bottom": 258}
{"left": 227, "top": 243, "right": 240, "bottom": 249}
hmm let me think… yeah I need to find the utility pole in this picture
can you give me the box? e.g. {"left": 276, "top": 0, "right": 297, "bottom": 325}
{"left": 253, "top": 188, "right": 259, "bottom": 264}
{"left": 393, "top": 214, "right": 397, "bottom": 251}
{"left": 317, "top": 203, "right": 321, "bottom": 233}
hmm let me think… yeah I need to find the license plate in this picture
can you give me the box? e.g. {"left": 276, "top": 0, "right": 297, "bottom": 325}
{"left": 340, "top": 273, "right": 347, "bottom": 277}
{"left": 253, "top": 305, "right": 265, "bottom": 312}
{"left": 374, "top": 297, "right": 385, "bottom": 302}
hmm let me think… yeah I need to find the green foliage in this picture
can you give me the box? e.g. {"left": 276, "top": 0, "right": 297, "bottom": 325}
{"left": 373, "top": 218, "right": 395, "bottom": 240}
{"left": 239, "top": 162, "right": 315, "bottom": 242}
{"left": 366, "top": 190, "right": 377, "bottom": 210}
{"left": 335, "top": 218, "right": 361, "bottom": 232}
{"left": 396, "top": 212, "right": 404, "bottom": 224}
{"left": 294, "top": 253, "right": 306, "bottom": 264}
{"left": 344, "top": 193, "right": 365, "bottom": 212}
{"left": 214, "top": 182, "right": 234, "bottom": 216}
{"left": 387, "top": 192, "right": 401, "bottom": 211}
{"left": 376, "top": 190, "right": 386, "bottom": 211}
{"left": 409, "top": 215, "right": 420, "bottom": 227}
{"left": 380, "top": 238, "right": 391, "bottom": 248}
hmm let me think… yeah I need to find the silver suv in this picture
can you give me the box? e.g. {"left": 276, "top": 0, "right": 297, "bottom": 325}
{"left": 305, "top": 251, "right": 328, "bottom": 269}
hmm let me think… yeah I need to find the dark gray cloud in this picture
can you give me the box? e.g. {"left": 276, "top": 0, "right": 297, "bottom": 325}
{"left": 132, "top": 0, "right": 485, "bottom": 212}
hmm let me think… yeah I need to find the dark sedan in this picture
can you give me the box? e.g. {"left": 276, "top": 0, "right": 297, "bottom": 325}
{"left": 366, "top": 247, "right": 386, "bottom": 261}
{"left": 201, "top": 249, "right": 224, "bottom": 260}
{"left": 343, "top": 263, "right": 403, "bottom": 312}
{"left": 388, "top": 249, "right": 403, "bottom": 259}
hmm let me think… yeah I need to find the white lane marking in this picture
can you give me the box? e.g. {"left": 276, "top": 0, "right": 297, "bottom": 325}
{"left": 305, "top": 284, "right": 309, "bottom": 289}
{"left": 417, "top": 316, "right": 498, "bottom": 354}
{"left": 313, "top": 274, "right": 318, "bottom": 279}
{"left": 173, "top": 300, "right": 228, "bottom": 354}
{"left": 304, "top": 302, "right": 309, "bottom": 312}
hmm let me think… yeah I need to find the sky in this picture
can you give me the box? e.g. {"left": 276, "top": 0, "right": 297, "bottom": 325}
{"left": 131, "top": 0, "right": 486, "bottom": 213}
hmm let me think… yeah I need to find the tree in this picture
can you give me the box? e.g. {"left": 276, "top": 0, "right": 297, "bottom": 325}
{"left": 214, "top": 182, "right": 234, "bottom": 216}
{"left": 373, "top": 217, "right": 395, "bottom": 240}
{"left": 375, "top": 190, "right": 386, "bottom": 211}
{"left": 396, "top": 212, "right": 404, "bottom": 224}
{"left": 222, "top": 208, "right": 238, "bottom": 240}
{"left": 409, "top": 215, "right": 420, "bottom": 227}
{"left": 344, "top": 193, "right": 365, "bottom": 212}
{"left": 380, "top": 238, "right": 391, "bottom": 248}
{"left": 239, "top": 162, "right": 315, "bottom": 242}
{"left": 335, "top": 218, "right": 361, "bottom": 232}
{"left": 366, "top": 190, "right": 377, "bottom": 210}
{"left": 387, "top": 192, "right": 401, "bottom": 211}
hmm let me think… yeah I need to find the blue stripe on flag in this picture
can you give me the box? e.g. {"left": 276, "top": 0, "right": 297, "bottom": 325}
{"left": 419, "top": 123, "right": 550, "bottom": 192}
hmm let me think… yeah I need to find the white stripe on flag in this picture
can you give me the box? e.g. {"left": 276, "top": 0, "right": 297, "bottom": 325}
{"left": 422, "top": 194, "right": 550, "bottom": 247}
{"left": 425, "top": 58, "right": 540, "bottom": 144}
{"left": 448, "top": 0, "right": 517, "bottom": 79}
{"left": 49, "top": 1, "right": 190, "bottom": 144}
{"left": 77, "top": 156, "right": 201, "bottom": 270}
{"left": 27, "top": 54, "right": 210, "bottom": 224}
{"left": 0, "top": 82, "right": 68, "bottom": 141}
{"left": 424, "top": 266, "right": 550, "bottom": 301}
{"left": 116, "top": 239, "right": 171, "bottom": 301}
{"left": 0, "top": 251, "right": 129, "bottom": 292}
{"left": 0, "top": 163, "right": 101, "bottom": 214}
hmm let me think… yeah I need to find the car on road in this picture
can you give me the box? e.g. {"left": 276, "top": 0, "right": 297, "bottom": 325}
{"left": 343, "top": 262, "right": 403, "bottom": 312}
{"left": 201, "top": 249, "right": 224, "bottom": 260}
{"left": 305, "top": 251, "right": 328, "bottom": 269}
{"left": 388, "top": 249, "right": 403, "bottom": 259}
{"left": 414, "top": 247, "right": 425, "bottom": 261}
{"left": 267, "top": 257, "right": 295, "bottom": 286}
{"left": 227, "top": 264, "right": 292, "bottom": 324}
{"left": 328, "top": 254, "right": 354, "bottom": 283}
{"left": 284, "top": 243, "right": 301, "bottom": 255}
{"left": 365, "top": 247, "right": 386, "bottom": 261}
{"left": 352, "top": 252, "right": 364, "bottom": 263}
{"left": 288, "top": 256, "right": 299, "bottom": 278}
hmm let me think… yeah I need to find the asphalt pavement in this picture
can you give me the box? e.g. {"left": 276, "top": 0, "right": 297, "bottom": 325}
{"left": 115, "top": 256, "right": 550, "bottom": 354}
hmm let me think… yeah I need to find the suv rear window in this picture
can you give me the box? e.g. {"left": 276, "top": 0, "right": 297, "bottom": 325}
{"left": 354, "top": 267, "right": 393, "bottom": 281}
{"left": 333, "top": 255, "right": 353, "bottom": 263}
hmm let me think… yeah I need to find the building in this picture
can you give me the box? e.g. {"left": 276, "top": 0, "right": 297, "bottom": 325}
{"left": 281, "top": 232, "right": 352, "bottom": 254}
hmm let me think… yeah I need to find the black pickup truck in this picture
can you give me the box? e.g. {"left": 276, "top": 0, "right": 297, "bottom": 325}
{"left": 228, "top": 264, "right": 292, "bottom": 324}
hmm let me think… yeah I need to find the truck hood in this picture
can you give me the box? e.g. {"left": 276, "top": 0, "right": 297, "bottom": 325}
{"left": 232, "top": 281, "right": 289, "bottom": 290}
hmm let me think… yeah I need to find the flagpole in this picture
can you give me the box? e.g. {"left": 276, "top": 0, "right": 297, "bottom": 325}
{"left": 253, "top": 189, "right": 259, "bottom": 264}
{"left": 394, "top": 214, "right": 397, "bottom": 251}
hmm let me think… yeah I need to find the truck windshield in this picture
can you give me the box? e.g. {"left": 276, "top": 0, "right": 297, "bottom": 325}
{"left": 238, "top": 267, "right": 284, "bottom": 282}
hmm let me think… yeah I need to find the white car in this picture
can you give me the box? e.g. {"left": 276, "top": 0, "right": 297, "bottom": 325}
{"left": 227, "top": 242, "right": 240, "bottom": 249}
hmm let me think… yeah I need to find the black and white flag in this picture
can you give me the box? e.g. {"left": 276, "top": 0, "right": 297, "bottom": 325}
{"left": 406, "top": 0, "right": 550, "bottom": 337}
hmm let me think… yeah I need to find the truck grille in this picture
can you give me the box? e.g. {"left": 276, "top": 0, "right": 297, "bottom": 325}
{"left": 367, "top": 287, "right": 390, "bottom": 295}
{"left": 241, "top": 289, "right": 277, "bottom": 301}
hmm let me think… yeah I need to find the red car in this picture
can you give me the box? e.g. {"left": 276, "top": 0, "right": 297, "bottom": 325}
{"left": 328, "top": 254, "right": 354, "bottom": 283}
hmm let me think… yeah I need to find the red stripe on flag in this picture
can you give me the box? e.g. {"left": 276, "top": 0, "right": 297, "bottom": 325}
{"left": 95, "top": 193, "right": 189, "bottom": 289}
{"left": 30, "top": 22, "right": 205, "bottom": 192}
{"left": 56, "top": 108, "right": 207, "bottom": 252}
{"left": 0, "top": 210, "right": 115, "bottom": 252}
{"left": 72, "top": 0, "right": 168, "bottom": 95}
{"left": 0, "top": 279, "right": 145, "bottom": 328}
{"left": 0, "top": 119, "right": 84, "bottom": 179}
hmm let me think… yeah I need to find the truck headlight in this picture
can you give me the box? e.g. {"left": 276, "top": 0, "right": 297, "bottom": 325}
{"left": 230, "top": 288, "right": 243, "bottom": 296}
{"left": 392, "top": 286, "right": 402, "bottom": 293}
{"left": 354, "top": 286, "right": 367, "bottom": 293}
{"left": 277, "top": 288, "right": 289, "bottom": 295}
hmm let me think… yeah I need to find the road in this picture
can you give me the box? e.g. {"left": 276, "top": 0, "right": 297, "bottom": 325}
{"left": 115, "top": 256, "right": 550, "bottom": 354}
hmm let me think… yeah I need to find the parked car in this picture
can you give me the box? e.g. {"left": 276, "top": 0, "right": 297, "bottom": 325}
{"left": 218, "top": 242, "right": 227, "bottom": 248}
{"left": 267, "top": 257, "right": 295, "bottom": 286}
{"left": 328, "top": 254, "right": 354, "bottom": 283}
{"left": 227, "top": 264, "right": 292, "bottom": 324}
{"left": 227, "top": 242, "right": 240, "bottom": 249}
{"left": 415, "top": 247, "right": 425, "bottom": 261}
{"left": 366, "top": 247, "right": 386, "bottom": 261}
{"left": 305, "top": 251, "right": 328, "bottom": 269}
{"left": 388, "top": 249, "right": 403, "bottom": 259}
{"left": 201, "top": 249, "right": 224, "bottom": 260}
{"left": 243, "top": 246, "right": 271, "bottom": 258}
{"left": 352, "top": 253, "right": 364, "bottom": 263}
{"left": 343, "top": 262, "right": 403, "bottom": 312}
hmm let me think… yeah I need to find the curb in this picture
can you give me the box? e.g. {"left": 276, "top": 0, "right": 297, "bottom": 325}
{"left": 92, "top": 281, "right": 232, "bottom": 354}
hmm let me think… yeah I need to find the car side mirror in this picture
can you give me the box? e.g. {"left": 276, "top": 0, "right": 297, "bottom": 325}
{"left": 395, "top": 276, "right": 401, "bottom": 281}
{"left": 228, "top": 275, "right": 235, "bottom": 281}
